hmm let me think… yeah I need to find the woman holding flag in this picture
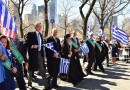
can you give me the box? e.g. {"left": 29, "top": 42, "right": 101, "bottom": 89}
{"left": 0, "top": 35, "right": 17, "bottom": 90}
{"left": 61, "top": 34, "right": 83, "bottom": 85}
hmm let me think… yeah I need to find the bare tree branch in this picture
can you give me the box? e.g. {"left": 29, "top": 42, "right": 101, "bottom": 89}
{"left": 23, "top": 24, "right": 35, "bottom": 30}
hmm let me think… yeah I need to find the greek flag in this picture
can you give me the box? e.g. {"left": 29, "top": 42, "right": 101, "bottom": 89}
{"left": 98, "top": 28, "right": 105, "bottom": 41}
{"left": 0, "top": 0, "right": 18, "bottom": 38}
{"left": 80, "top": 42, "right": 89, "bottom": 55}
{"left": 87, "top": 26, "right": 92, "bottom": 36}
{"left": 59, "top": 58, "right": 70, "bottom": 74}
{"left": 112, "top": 25, "right": 129, "bottom": 45}
{"left": 43, "top": 42, "right": 57, "bottom": 53}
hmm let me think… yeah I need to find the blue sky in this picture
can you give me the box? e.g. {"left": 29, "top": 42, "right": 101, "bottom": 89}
{"left": 3, "top": 0, "right": 130, "bottom": 26}
{"left": 23, "top": 0, "right": 130, "bottom": 24}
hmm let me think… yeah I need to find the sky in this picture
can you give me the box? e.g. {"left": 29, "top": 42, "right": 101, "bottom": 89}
{"left": 3, "top": 0, "right": 130, "bottom": 26}
{"left": 23, "top": 0, "right": 130, "bottom": 26}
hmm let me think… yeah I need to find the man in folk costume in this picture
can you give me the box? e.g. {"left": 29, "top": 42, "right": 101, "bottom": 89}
{"left": 46, "top": 28, "right": 61, "bottom": 89}
{"left": 24, "top": 23, "right": 51, "bottom": 90}
{"left": 71, "top": 31, "right": 86, "bottom": 77}
{"left": 93, "top": 35, "right": 105, "bottom": 72}
{"left": 85, "top": 32, "right": 95, "bottom": 75}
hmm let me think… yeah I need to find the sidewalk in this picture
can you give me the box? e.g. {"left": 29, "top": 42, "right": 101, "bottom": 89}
{"left": 15, "top": 61, "right": 130, "bottom": 90}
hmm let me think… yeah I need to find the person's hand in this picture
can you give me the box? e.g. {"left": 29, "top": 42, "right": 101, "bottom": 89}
{"left": 68, "top": 52, "right": 72, "bottom": 58}
{"left": 31, "top": 45, "right": 38, "bottom": 49}
{"left": 74, "top": 49, "right": 80, "bottom": 53}
{"left": 12, "top": 67, "right": 17, "bottom": 73}
{"left": 25, "top": 62, "right": 28, "bottom": 70}
{"left": 53, "top": 53, "right": 59, "bottom": 58}
{"left": 0, "top": 54, "right": 6, "bottom": 61}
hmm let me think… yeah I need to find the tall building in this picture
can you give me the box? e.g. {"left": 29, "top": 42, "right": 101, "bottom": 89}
{"left": 37, "top": 5, "right": 45, "bottom": 24}
{"left": 32, "top": 4, "right": 37, "bottom": 21}
{"left": 49, "top": 0, "right": 57, "bottom": 26}
{"left": 113, "top": 16, "right": 118, "bottom": 26}
{"left": 24, "top": 14, "right": 35, "bottom": 32}
{"left": 38, "top": 5, "right": 44, "bottom": 16}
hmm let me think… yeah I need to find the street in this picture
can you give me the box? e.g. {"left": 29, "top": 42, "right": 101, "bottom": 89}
{"left": 15, "top": 60, "right": 130, "bottom": 90}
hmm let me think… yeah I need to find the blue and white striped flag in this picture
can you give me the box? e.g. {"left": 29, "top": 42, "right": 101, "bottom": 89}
{"left": 80, "top": 42, "right": 89, "bottom": 55}
{"left": 59, "top": 58, "right": 70, "bottom": 74}
{"left": 98, "top": 28, "right": 105, "bottom": 41}
{"left": 0, "top": 0, "right": 18, "bottom": 38}
{"left": 112, "top": 25, "right": 129, "bottom": 45}
{"left": 44, "top": 42, "right": 57, "bottom": 53}
{"left": 87, "top": 26, "right": 92, "bottom": 37}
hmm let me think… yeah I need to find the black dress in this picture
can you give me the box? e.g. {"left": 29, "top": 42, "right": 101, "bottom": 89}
{"left": 112, "top": 44, "right": 118, "bottom": 57}
{"left": 61, "top": 42, "right": 83, "bottom": 85}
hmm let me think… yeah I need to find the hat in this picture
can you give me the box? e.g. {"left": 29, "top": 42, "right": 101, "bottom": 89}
{"left": 64, "top": 34, "right": 71, "bottom": 39}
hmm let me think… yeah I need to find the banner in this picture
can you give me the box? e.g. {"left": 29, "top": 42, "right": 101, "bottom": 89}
{"left": 95, "top": 42, "right": 102, "bottom": 52}
{"left": 71, "top": 40, "right": 79, "bottom": 49}
{"left": 86, "top": 39, "right": 95, "bottom": 48}
{"left": 10, "top": 42, "right": 24, "bottom": 64}
{"left": 2, "top": 59, "right": 12, "bottom": 70}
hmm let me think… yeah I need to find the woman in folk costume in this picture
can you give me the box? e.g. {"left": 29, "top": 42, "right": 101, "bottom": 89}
{"left": 60, "top": 34, "right": 83, "bottom": 85}
{"left": 0, "top": 41, "right": 6, "bottom": 89}
{"left": 0, "top": 36, "right": 17, "bottom": 90}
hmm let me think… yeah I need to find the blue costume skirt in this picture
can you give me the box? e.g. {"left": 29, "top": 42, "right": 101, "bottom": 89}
{"left": 3, "top": 67, "right": 16, "bottom": 90}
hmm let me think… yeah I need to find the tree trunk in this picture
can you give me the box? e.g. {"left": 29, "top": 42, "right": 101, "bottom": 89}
{"left": 20, "top": 17, "right": 23, "bottom": 38}
{"left": 83, "top": 19, "right": 87, "bottom": 38}
{"left": 44, "top": 1, "right": 49, "bottom": 37}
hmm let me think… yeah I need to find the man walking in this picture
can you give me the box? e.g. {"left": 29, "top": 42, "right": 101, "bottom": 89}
{"left": 46, "top": 28, "right": 61, "bottom": 89}
{"left": 25, "top": 23, "right": 51, "bottom": 90}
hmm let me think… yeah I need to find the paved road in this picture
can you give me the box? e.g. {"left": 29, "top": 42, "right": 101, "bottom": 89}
{"left": 15, "top": 60, "right": 130, "bottom": 90}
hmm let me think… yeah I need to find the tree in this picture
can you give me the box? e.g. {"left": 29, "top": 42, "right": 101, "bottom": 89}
{"left": 57, "top": 0, "right": 75, "bottom": 35}
{"left": 78, "top": 0, "right": 96, "bottom": 38}
{"left": 10, "top": 0, "right": 30, "bottom": 38}
{"left": 93, "top": 0, "right": 130, "bottom": 31}
{"left": 44, "top": 0, "right": 50, "bottom": 37}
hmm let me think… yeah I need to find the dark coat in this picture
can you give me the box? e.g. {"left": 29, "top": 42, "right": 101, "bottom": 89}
{"left": 24, "top": 32, "right": 44, "bottom": 71}
{"left": 16, "top": 39, "right": 28, "bottom": 62}
{"left": 95, "top": 41, "right": 102, "bottom": 62}
{"left": 46, "top": 36, "right": 61, "bottom": 76}
{"left": 86, "top": 39, "right": 95, "bottom": 61}
{"left": 71, "top": 37, "right": 80, "bottom": 59}
{"left": 61, "top": 42, "right": 71, "bottom": 59}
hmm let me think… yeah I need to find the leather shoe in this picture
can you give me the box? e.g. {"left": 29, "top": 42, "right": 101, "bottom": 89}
{"left": 28, "top": 82, "right": 32, "bottom": 87}
{"left": 43, "top": 86, "right": 52, "bottom": 90}
{"left": 32, "top": 75, "right": 37, "bottom": 79}
{"left": 89, "top": 72, "right": 95, "bottom": 75}
{"left": 52, "top": 84, "right": 59, "bottom": 89}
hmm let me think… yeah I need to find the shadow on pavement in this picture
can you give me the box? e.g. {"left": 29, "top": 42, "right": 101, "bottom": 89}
{"left": 74, "top": 78, "right": 113, "bottom": 90}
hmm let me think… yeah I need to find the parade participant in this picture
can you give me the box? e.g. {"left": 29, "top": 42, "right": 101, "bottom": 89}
{"left": 71, "top": 31, "right": 86, "bottom": 77}
{"left": 0, "top": 40, "right": 6, "bottom": 90}
{"left": 0, "top": 35, "right": 17, "bottom": 90}
{"left": 12, "top": 35, "right": 27, "bottom": 90}
{"left": 25, "top": 23, "right": 51, "bottom": 90}
{"left": 61, "top": 34, "right": 84, "bottom": 85}
{"left": 93, "top": 36, "right": 105, "bottom": 72}
{"left": 85, "top": 32, "right": 95, "bottom": 75}
{"left": 103, "top": 37, "right": 110, "bottom": 67}
{"left": 46, "top": 28, "right": 61, "bottom": 89}
{"left": 111, "top": 40, "right": 119, "bottom": 65}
